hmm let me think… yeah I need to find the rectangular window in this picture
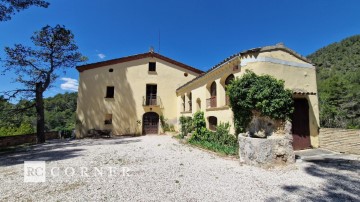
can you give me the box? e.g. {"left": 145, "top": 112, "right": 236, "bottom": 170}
{"left": 149, "top": 62, "right": 156, "bottom": 72}
{"left": 233, "top": 65, "right": 239, "bottom": 71}
{"left": 105, "top": 86, "right": 114, "bottom": 98}
{"left": 104, "top": 114, "right": 112, "bottom": 125}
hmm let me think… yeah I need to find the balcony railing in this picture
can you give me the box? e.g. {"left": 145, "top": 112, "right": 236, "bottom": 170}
{"left": 143, "top": 95, "right": 162, "bottom": 107}
{"left": 206, "top": 96, "right": 217, "bottom": 108}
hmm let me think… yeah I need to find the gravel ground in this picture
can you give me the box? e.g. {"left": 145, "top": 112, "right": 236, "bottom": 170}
{"left": 0, "top": 135, "right": 359, "bottom": 201}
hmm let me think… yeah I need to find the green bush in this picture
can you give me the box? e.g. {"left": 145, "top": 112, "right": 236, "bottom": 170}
{"left": 210, "top": 122, "right": 237, "bottom": 146}
{"left": 190, "top": 111, "right": 206, "bottom": 140}
{"left": 160, "top": 115, "right": 170, "bottom": 132}
{"left": 189, "top": 111, "right": 238, "bottom": 156}
{"left": 0, "top": 122, "right": 35, "bottom": 137}
{"left": 227, "top": 70, "right": 294, "bottom": 134}
{"left": 179, "top": 116, "right": 193, "bottom": 138}
{"left": 169, "top": 124, "right": 175, "bottom": 132}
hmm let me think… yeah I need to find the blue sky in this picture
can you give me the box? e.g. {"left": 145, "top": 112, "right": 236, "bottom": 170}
{"left": 1, "top": 0, "right": 360, "bottom": 99}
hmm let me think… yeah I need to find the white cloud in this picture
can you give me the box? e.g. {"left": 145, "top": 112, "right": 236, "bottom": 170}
{"left": 97, "top": 53, "right": 106, "bottom": 59}
{"left": 60, "top": 77, "right": 78, "bottom": 92}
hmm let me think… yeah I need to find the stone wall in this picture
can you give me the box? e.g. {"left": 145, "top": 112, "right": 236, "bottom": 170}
{"left": 0, "top": 132, "right": 59, "bottom": 148}
{"left": 319, "top": 128, "right": 360, "bottom": 155}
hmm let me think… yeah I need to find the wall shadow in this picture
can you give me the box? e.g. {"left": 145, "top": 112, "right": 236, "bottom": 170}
{"left": 266, "top": 157, "right": 360, "bottom": 201}
{"left": 0, "top": 137, "right": 141, "bottom": 167}
{"left": 77, "top": 62, "right": 139, "bottom": 136}
{"left": 0, "top": 148, "right": 83, "bottom": 167}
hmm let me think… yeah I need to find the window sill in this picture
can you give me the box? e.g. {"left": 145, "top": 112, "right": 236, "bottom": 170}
{"left": 206, "top": 106, "right": 230, "bottom": 111}
{"left": 148, "top": 71, "right": 157, "bottom": 75}
{"left": 180, "top": 111, "right": 192, "bottom": 114}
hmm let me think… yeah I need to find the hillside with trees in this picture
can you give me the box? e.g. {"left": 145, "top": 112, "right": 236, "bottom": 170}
{"left": 0, "top": 92, "right": 77, "bottom": 136}
{"left": 308, "top": 35, "right": 360, "bottom": 129}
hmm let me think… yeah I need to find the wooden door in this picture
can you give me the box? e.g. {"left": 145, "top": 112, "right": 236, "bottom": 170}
{"left": 142, "top": 112, "right": 159, "bottom": 134}
{"left": 292, "top": 99, "right": 311, "bottom": 150}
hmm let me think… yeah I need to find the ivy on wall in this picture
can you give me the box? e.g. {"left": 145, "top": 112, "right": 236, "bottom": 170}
{"left": 227, "top": 70, "right": 294, "bottom": 135}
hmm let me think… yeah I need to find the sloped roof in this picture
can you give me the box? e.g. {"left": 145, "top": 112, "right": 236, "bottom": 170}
{"left": 76, "top": 52, "right": 203, "bottom": 74}
{"left": 176, "top": 43, "right": 312, "bottom": 92}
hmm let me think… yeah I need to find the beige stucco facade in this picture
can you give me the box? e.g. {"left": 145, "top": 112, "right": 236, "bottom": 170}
{"left": 176, "top": 46, "right": 320, "bottom": 148}
{"left": 76, "top": 53, "right": 201, "bottom": 137}
{"left": 76, "top": 44, "right": 320, "bottom": 148}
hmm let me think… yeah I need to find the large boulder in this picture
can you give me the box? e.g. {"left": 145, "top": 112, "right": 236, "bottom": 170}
{"left": 238, "top": 134, "right": 295, "bottom": 168}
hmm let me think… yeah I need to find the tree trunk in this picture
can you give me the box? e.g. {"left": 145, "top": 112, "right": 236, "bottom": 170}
{"left": 36, "top": 82, "right": 45, "bottom": 143}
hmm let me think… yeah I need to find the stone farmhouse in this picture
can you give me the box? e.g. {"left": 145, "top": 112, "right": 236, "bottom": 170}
{"left": 76, "top": 43, "right": 319, "bottom": 150}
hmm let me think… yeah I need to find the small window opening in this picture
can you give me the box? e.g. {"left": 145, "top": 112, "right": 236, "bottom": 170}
{"left": 184, "top": 73, "right": 188, "bottom": 77}
{"left": 105, "top": 86, "right": 114, "bottom": 98}
{"left": 149, "top": 62, "right": 156, "bottom": 72}
{"left": 104, "top": 114, "right": 112, "bottom": 124}
{"left": 208, "top": 116, "right": 217, "bottom": 131}
{"left": 109, "top": 68, "right": 113, "bottom": 72}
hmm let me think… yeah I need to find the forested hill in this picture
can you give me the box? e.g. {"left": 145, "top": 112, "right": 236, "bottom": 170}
{"left": 307, "top": 35, "right": 360, "bottom": 129}
{"left": 0, "top": 92, "right": 77, "bottom": 136}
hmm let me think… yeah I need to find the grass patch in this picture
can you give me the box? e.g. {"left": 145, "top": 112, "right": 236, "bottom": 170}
{"left": 189, "top": 139, "right": 238, "bottom": 156}
{"left": 173, "top": 134, "right": 183, "bottom": 139}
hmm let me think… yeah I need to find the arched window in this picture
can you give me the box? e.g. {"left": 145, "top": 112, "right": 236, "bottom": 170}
{"left": 225, "top": 74, "right": 235, "bottom": 86}
{"left": 196, "top": 98, "right": 201, "bottom": 110}
{"left": 188, "top": 92, "right": 192, "bottom": 111}
{"left": 181, "top": 95, "right": 185, "bottom": 112}
{"left": 208, "top": 116, "right": 217, "bottom": 131}
{"left": 225, "top": 74, "right": 234, "bottom": 105}
{"left": 210, "top": 81, "right": 217, "bottom": 97}
{"left": 207, "top": 81, "right": 217, "bottom": 108}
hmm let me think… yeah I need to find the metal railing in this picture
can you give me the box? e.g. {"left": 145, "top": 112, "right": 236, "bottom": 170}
{"left": 143, "top": 95, "right": 162, "bottom": 107}
{"left": 206, "top": 96, "right": 217, "bottom": 108}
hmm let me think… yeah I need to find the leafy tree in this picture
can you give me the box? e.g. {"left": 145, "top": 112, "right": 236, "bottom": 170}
{"left": 227, "top": 70, "right": 294, "bottom": 134}
{"left": 0, "top": 0, "right": 49, "bottom": 21}
{"left": 44, "top": 92, "right": 77, "bottom": 131}
{"left": 1, "top": 25, "right": 86, "bottom": 143}
{"left": 0, "top": 92, "right": 78, "bottom": 137}
{"left": 308, "top": 35, "right": 360, "bottom": 128}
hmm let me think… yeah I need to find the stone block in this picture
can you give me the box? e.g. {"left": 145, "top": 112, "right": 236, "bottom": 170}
{"left": 238, "top": 135, "right": 295, "bottom": 168}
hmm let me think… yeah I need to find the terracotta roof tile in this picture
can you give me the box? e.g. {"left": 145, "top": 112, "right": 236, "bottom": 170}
{"left": 176, "top": 43, "right": 313, "bottom": 92}
{"left": 76, "top": 52, "right": 203, "bottom": 74}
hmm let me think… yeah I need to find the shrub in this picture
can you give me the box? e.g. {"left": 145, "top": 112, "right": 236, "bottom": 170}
{"left": 169, "top": 124, "right": 175, "bottom": 132}
{"left": 211, "top": 122, "right": 237, "bottom": 146}
{"left": 160, "top": 115, "right": 170, "bottom": 132}
{"left": 189, "top": 111, "right": 207, "bottom": 141}
{"left": 227, "top": 70, "right": 294, "bottom": 134}
{"left": 189, "top": 111, "right": 238, "bottom": 156}
{"left": 0, "top": 122, "right": 35, "bottom": 137}
{"left": 179, "top": 116, "right": 193, "bottom": 138}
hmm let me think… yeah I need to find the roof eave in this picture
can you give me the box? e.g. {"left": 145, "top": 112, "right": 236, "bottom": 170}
{"left": 76, "top": 52, "right": 203, "bottom": 74}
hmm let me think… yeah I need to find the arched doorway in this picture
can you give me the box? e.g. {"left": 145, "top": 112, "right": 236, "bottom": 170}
{"left": 225, "top": 74, "right": 235, "bottom": 105}
{"left": 142, "top": 112, "right": 159, "bottom": 134}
